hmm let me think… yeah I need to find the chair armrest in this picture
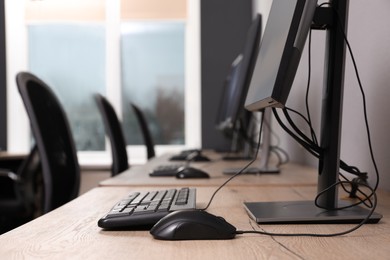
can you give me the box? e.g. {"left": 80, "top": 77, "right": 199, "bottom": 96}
{"left": 0, "top": 169, "right": 21, "bottom": 182}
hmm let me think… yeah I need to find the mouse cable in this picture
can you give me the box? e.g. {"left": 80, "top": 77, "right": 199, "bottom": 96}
{"left": 233, "top": 113, "right": 261, "bottom": 151}
{"left": 311, "top": 2, "right": 379, "bottom": 196}
{"left": 250, "top": 110, "right": 284, "bottom": 149}
{"left": 319, "top": 1, "right": 380, "bottom": 219}
{"left": 200, "top": 111, "right": 264, "bottom": 211}
{"left": 235, "top": 3, "right": 380, "bottom": 237}
{"left": 335, "top": 5, "right": 380, "bottom": 194}
{"left": 275, "top": 3, "right": 377, "bottom": 189}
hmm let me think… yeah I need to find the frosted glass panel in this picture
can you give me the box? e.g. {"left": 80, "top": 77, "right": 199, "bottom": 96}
{"left": 28, "top": 24, "right": 106, "bottom": 151}
{"left": 121, "top": 22, "right": 185, "bottom": 145}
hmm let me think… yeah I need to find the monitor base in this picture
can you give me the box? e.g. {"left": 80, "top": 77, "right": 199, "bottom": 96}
{"left": 244, "top": 200, "right": 382, "bottom": 224}
{"left": 222, "top": 155, "right": 253, "bottom": 161}
{"left": 223, "top": 167, "right": 280, "bottom": 175}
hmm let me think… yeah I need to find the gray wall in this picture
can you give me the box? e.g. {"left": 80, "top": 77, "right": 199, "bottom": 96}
{"left": 201, "top": 0, "right": 253, "bottom": 151}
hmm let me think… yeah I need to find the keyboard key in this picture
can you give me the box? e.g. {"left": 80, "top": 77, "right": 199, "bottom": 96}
{"left": 98, "top": 188, "right": 196, "bottom": 229}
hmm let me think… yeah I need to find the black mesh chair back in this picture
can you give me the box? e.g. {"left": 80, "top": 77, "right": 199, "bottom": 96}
{"left": 130, "top": 103, "right": 155, "bottom": 160}
{"left": 16, "top": 72, "right": 80, "bottom": 214}
{"left": 94, "top": 94, "right": 129, "bottom": 176}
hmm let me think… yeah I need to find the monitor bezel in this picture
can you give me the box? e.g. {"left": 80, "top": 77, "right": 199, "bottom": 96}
{"left": 215, "top": 14, "right": 262, "bottom": 132}
{"left": 244, "top": 0, "right": 317, "bottom": 111}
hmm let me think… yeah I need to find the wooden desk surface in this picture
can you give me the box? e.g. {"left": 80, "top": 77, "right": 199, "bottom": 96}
{"left": 100, "top": 153, "right": 318, "bottom": 187}
{"left": 0, "top": 151, "right": 26, "bottom": 161}
{"left": 1, "top": 185, "right": 388, "bottom": 259}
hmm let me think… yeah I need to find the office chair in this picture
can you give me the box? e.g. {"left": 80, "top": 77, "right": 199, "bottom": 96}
{"left": 16, "top": 71, "right": 80, "bottom": 214}
{"left": 94, "top": 94, "right": 129, "bottom": 176}
{"left": 130, "top": 103, "right": 156, "bottom": 160}
{"left": 0, "top": 145, "right": 42, "bottom": 234}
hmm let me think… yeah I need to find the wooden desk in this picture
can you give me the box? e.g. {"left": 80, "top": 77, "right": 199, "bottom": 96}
{"left": 0, "top": 151, "right": 27, "bottom": 161}
{"left": 0, "top": 151, "right": 27, "bottom": 172}
{"left": 0, "top": 185, "right": 388, "bottom": 259}
{"left": 100, "top": 153, "right": 318, "bottom": 187}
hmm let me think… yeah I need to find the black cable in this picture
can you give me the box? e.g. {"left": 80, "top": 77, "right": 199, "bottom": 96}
{"left": 305, "top": 29, "right": 318, "bottom": 144}
{"left": 208, "top": 2, "right": 380, "bottom": 239}
{"left": 317, "top": 2, "right": 380, "bottom": 202}
{"left": 236, "top": 177, "right": 377, "bottom": 238}
{"left": 334, "top": 9, "right": 380, "bottom": 193}
{"left": 200, "top": 113, "right": 264, "bottom": 211}
{"left": 234, "top": 2, "right": 380, "bottom": 238}
{"left": 272, "top": 108, "right": 321, "bottom": 158}
{"left": 285, "top": 107, "right": 318, "bottom": 145}
{"left": 236, "top": 190, "right": 376, "bottom": 238}
{"left": 282, "top": 108, "right": 319, "bottom": 147}
{"left": 339, "top": 173, "right": 373, "bottom": 208}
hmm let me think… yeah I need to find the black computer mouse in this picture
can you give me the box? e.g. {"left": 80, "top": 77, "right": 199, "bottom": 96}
{"left": 175, "top": 166, "right": 210, "bottom": 179}
{"left": 150, "top": 210, "right": 237, "bottom": 240}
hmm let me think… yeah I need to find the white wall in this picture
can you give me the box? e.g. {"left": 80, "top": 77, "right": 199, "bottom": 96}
{"left": 256, "top": 0, "right": 390, "bottom": 191}
{"left": 5, "top": 0, "right": 29, "bottom": 153}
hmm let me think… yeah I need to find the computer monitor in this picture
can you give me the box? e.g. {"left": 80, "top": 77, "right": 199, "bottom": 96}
{"left": 243, "top": 0, "right": 381, "bottom": 223}
{"left": 215, "top": 55, "right": 252, "bottom": 159}
{"left": 214, "top": 15, "right": 261, "bottom": 161}
{"left": 215, "top": 14, "right": 279, "bottom": 173}
{"left": 215, "top": 54, "right": 245, "bottom": 133}
{"left": 216, "top": 14, "right": 261, "bottom": 136}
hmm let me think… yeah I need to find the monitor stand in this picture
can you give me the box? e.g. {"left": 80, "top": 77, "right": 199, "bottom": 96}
{"left": 222, "top": 116, "right": 253, "bottom": 161}
{"left": 243, "top": 0, "right": 381, "bottom": 225}
{"left": 244, "top": 200, "right": 382, "bottom": 224}
{"left": 223, "top": 108, "right": 280, "bottom": 175}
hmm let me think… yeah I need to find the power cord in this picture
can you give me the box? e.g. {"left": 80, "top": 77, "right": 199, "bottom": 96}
{"left": 200, "top": 111, "right": 264, "bottom": 211}
{"left": 203, "top": 2, "right": 380, "bottom": 238}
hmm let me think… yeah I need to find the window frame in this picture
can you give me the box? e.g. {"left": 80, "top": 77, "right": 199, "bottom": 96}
{"left": 5, "top": 0, "right": 201, "bottom": 166}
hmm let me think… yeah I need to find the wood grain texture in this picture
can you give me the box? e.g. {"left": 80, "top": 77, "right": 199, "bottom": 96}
{"left": 0, "top": 186, "right": 389, "bottom": 259}
{"left": 99, "top": 152, "right": 318, "bottom": 187}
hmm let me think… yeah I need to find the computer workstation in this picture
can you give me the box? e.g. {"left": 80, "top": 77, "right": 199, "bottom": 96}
{"left": 3, "top": 185, "right": 390, "bottom": 258}
{"left": 213, "top": 14, "right": 281, "bottom": 175}
{"left": 1, "top": 2, "right": 385, "bottom": 257}
{"left": 98, "top": 0, "right": 381, "bottom": 238}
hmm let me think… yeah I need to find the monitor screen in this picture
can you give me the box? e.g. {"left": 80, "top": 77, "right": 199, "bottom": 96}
{"left": 245, "top": 0, "right": 317, "bottom": 111}
{"left": 215, "top": 14, "right": 262, "bottom": 132}
{"left": 215, "top": 55, "right": 243, "bottom": 131}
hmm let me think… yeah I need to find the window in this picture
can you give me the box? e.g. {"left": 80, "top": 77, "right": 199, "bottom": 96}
{"left": 28, "top": 23, "right": 106, "bottom": 151}
{"left": 6, "top": 0, "right": 201, "bottom": 165}
{"left": 121, "top": 21, "right": 185, "bottom": 146}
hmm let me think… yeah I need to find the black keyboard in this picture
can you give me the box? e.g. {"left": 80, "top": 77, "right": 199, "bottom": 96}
{"left": 149, "top": 164, "right": 184, "bottom": 177}
{"left": 169, "top": 149, "right": 200, "bottom": 161}
{"left": 98, "top": 187, "right": 196, "bottom": 229}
